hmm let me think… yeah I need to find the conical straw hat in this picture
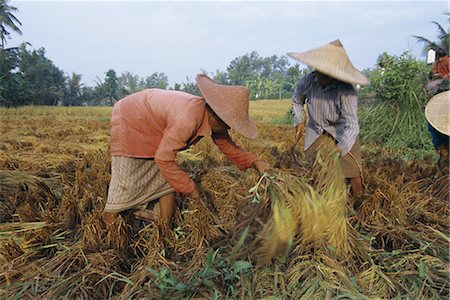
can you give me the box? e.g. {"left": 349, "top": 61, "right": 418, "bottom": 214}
{"left": 425, "top": 90, "right": 450, "bottom": 136}
{"left": 287, "top": 39, "right": 369, "bottom": 85}
{"left": 196, "top": 74, "right": 258, "bottom": 139}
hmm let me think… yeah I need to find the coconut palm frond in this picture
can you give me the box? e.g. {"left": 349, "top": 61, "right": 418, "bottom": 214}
{"left": 412, "top": 35, "right": 439, "bottom": 53}
{"left": 414, "top": 17, "right": 449, "bottom": 54}
{"left": 431, "top": 21, "right": 449, "bottom": 49}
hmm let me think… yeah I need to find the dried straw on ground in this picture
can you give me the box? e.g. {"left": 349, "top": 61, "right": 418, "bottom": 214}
{"left": 0, "top": 113, "right": 448, "bottom": 299}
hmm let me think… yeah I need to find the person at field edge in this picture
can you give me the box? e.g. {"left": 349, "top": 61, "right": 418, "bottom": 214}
{"left": 426, "top": 49, "right": 450, "bottom": 96}
{"left": 102, "top": 74, "right": 270, "bottom": 228}
{"left": 425, "top": 49, "right": 449, "bottom": 172}
{"left": 431, "top": 49, "right": 449, "bottom": 80}
{"left": 287, "top": 39, "right": 369, "bottom": 207}
{"left": 424, "top": 90, "right": 449, "bottom": 172}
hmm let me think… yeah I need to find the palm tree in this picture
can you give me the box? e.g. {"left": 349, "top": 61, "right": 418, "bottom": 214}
{"left": 0, "top": 0, "right": 22, "bottom": 48}
{"left": 413, "top": 13, "right": 449, "bottom": 54}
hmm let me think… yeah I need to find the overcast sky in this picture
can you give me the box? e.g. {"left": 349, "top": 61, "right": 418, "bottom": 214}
{"left": 8, "top": 0, "right": 449, "bottom": 87}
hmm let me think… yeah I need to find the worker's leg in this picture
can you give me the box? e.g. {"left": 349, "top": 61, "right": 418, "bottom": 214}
{"left": 437, "top": 145, "right": 449, "bottom": 171}
{"left": 102, "top": 212, "right": 118, "bottom": 226}
{"left": 134, "top": 193, "right": 176, "bottom": 226}
{"left": 349, "top": 176, "right": 363, "bottom": 197}
{"left": 350, "top": 176, "right": 364, "bottom": 210}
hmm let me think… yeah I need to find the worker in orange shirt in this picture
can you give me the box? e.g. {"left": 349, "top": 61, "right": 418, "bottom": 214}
{"left": 431, "top": 49, "right": 449, "bottom": 79}
{"left": 102, "top": 75, "right": 270, "bottom": 228}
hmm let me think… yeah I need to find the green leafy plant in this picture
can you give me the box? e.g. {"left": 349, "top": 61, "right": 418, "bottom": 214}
{"left": 359, "top": 51, "right": 434, "bottom": 158}
{"left": 146, "top": 267, "right": 187, "bottom": 298}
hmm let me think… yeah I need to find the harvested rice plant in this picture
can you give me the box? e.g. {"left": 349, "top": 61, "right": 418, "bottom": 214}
{"left": 0, "top": 104, "right": 448, "bottom": 299}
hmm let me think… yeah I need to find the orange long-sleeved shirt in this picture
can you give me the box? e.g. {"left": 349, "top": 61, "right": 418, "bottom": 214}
{"left": 110, "top": 89, "right": 259, "bottom": 194}
{"left": 432, "top": 56, "right": 450, "bottom": 79}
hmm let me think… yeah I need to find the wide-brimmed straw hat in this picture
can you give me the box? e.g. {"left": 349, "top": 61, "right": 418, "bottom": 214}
{"left": 287, "top": 39, "right": 369, "bottom": 86}
{"left": 425, "top": 90, "right": 450, "bottom": 136}
{"left": 196, "top": 74, "right": 258, "bottom": 139}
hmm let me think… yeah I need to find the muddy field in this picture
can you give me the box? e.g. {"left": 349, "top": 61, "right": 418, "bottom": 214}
{"left": 0, "top": 106, "right": 448, "bottom": 299}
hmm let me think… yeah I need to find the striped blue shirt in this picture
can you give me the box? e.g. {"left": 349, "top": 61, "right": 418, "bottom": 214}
{"left": 292, "top": 72, "right": 359, "bottom": 156}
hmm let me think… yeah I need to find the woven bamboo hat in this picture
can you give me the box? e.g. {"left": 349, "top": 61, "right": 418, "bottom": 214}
{"left": 425, "top": 90, "right": 450, "bottom": 136}
{"left": 287, "top": 39, "right": 369, "bottom": 85}
{"left": 196, "top": 74, "right": 258, "bottom": 139}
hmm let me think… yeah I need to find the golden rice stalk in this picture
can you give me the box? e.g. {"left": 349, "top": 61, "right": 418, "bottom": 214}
{"left": 258, "top": 199, "right": 296, "bottom": 264}
{"left": 273, "top": 199, "right": 296, "bottom": 247}
{"left": 285, "top": 251, "right": 361, "bottom": 298}
{"left": 82, "top": 213, "right": 105, "bottom": 253}
{"left": 312, "top": 145, "right": 351, "bottom": 257}
{"left": 356, "top": 262, "right": 396, "bottom": 299}
{"left": 58, "top": 196, "right": 81, "bottom": 230}
{"left": 288, "top": 182, "right": 326, "bottom": 244}
{"left": 0, "top": 221, "right": 47, "bottom": 239}
{"left": 105, "top": 216, "right": 129, "bottom": 254}
{"left": 16, "top": 201, "right": 42, "bottom": 222}
{"left": 0, "top": 239, "right": 24, "bottom": 262}
{"left": 255, "top": 173, "right": 325, "bottom": 263}
{"left": 255, "top": 143, "right": 352, "bottom": 263}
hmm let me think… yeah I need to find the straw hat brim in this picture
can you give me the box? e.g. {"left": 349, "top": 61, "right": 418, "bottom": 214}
{"left": 196, "top": 75, "right": 258, "bottom": 139}
{"left": 425, "top": 90, "right": 450, "bottom": 136}
{"left": 287, "top": 39, "right": 369, "bottom": 86}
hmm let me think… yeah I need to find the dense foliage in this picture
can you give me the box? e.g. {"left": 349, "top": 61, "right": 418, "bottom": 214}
{"left": 0, "top": 44, "right": 306, "bottom": 106}
{"left": 359, "top": 52, "right": 433, "bottom": 158}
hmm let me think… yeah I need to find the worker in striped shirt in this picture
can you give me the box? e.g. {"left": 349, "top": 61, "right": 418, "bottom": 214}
{"left": 288, "top": 40, "right": 369, "bottom": 206}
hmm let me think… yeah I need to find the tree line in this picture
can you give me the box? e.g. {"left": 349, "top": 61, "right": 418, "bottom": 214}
{"left": 0, "top": 42, "right": 308, "bottom": 107}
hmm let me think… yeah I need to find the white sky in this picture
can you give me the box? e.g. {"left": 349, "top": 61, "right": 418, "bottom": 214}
{"left": 8, "top": 0, "right": 449, "bottom": 87}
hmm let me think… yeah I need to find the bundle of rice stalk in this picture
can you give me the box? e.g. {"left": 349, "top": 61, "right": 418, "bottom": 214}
{"left": 312, "top": 146, "right": 351, "bottom": 256}
{"left": 0, "top": 239, "right": 24, "bottom": 262}
{"left": 356, "top": 260, "right": 397, "bottom": 299}
{"left": 0, "top": 245, "right": 83, "bottom": 297}
{"left": 57, "top": 196, "right": 81, "bottom": 230}
{"left": 0, "top": 171, "right": 59, "bottom": 210}
{"left": 0, "top": 221, "right": 57, "bottom": 273}
{"left": 199, "top": 166, "right": 250, "bottom": 231}
{"left": 105, "top": 215, "right": 129, "bottom": 254}
{"left": 288, "top": 182, "right": 326, "bottom": 245}
{"left": 254, "top": 173, "right": 325, "bottom": 264}
{"left": 16, "top": 201, "right": 42, "bottom": 222}
{"left": 168, "top": 193, "right": 226, "bottom": 258}
{"left": 40, "top": 250, "right": 126, "bottom": 300}
{"left": 0, "top": 171, "right": 40, "bottom": 196}
{"left": 254, "top": 142, "right": 351, "bottom": 263}
{"left": 257, "top": 193, "right": 297, "bottom": 263}
{"left": 81, "top": 212, "right": 106, "bottom": 253}
{"left": 285, "top": 251, "right": 362, "bottom": 298}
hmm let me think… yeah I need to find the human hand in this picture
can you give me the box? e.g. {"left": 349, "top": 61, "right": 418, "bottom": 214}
{"left": 253, "top": 160, "right": 271, "bottom": 174}
{"left": 188, "top": 186, "right": 201, "bottom": 202}
{"left": 295, "top": 124, "right": 304, "bottom": 139}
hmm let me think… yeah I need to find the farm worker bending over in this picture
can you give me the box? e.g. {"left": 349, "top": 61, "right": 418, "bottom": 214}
{"left": 424, "top": 90, "right": 449, "bottom": 172}
{"left": 287, "top": 40, "right": 369, "bottom": 205}
{"left": 102, "top": 74, "right": 270, "bottom": 227}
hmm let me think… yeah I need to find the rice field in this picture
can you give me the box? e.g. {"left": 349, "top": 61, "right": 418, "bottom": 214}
{"left": 0, "top": 103, "right": 448, "bottom": 299}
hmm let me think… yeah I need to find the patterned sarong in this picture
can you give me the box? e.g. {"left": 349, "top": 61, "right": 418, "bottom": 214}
{"left": 104, "top": 156, "right": 175, "bottom": 213}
